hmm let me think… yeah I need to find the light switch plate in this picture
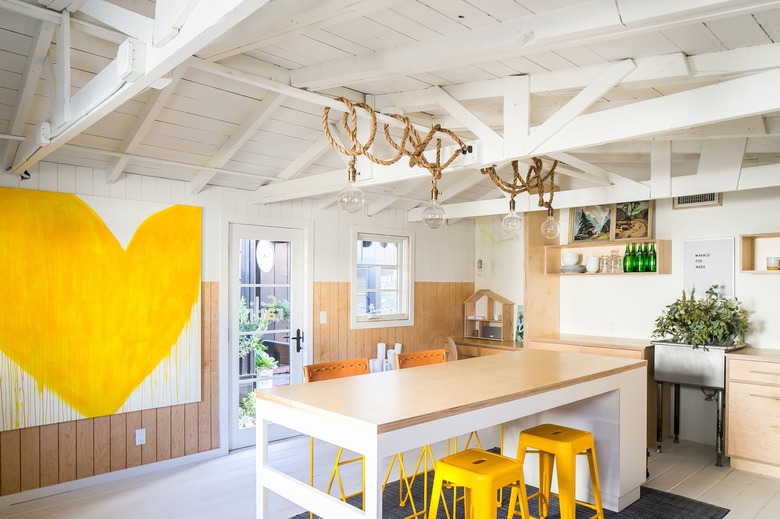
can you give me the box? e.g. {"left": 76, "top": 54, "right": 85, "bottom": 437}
{"left": 135, "top": 428, "right": 146, "bottom": 446}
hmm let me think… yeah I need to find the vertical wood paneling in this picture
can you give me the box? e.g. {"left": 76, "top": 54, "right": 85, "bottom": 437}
{"left": 93, "top": 416, "right": 111, "bottom": 475}
{"left": 0, "top": 282, "right": 217, "bottom": 497}
{"left": 311, "top": 281, "right": 473, "bottom": 362}
{"left": 58, "top": 422, "right": 77, "bottom": 483}
{"left": 125, "top": 411, "right": 142, "bottom": 468}
{"left": 171, "top": 405, "right": 186, "bottom": 458}
{"left": 110, "top": 414, "right": 127, "bottom": 471}
{"left": 0, "top": 430, "right": 21, "bottom": 495}
{"left": 20, "top": 427, "right": 39, "bottom": 491}
{"left": 76, "top": 419, "right": 94, "bottom": 480}
{"left": 156, "top": 408, "right": 171, "bottom": 462}
{"left": 39, "top": 425, "right": 58, "bottom": 487}
{"left": 141, "top": 409, "right": 157, "bottom": 465}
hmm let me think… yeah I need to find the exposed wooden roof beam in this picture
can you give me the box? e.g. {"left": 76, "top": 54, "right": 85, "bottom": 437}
{"left": 79, "top": 0, "right": 153, "bottom": 43}
{"left": 9, "top": 0, "right": 273, "bottom": 175}
{"left": 188, "top": 92, "right": 286, "bottom": 194}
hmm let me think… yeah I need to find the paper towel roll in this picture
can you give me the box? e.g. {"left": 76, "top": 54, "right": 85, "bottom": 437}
{"left": 377, "top": 342, "right": 387, "bottom": 360}
{"left": 386, "top": 349, "right": 396, "bottom": 370}
{"left": 394, "top": 342, "right": 402, "bottom": 354}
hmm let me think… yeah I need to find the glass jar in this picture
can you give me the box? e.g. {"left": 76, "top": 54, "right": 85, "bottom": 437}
{"left": 599, "top": 254, "right": 609, "bottom": 273}
{"left": 609, "top": 250, "right": 623, "bottom": 273}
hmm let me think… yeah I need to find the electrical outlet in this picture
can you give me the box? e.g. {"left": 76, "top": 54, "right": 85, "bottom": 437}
{"left": 135, "top": 428, "right": 146, "bottom": 446}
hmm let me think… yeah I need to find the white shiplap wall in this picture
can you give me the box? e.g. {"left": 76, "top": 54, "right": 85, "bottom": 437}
{"left": 0, "top": 161, "right": 475, "bottom": 284}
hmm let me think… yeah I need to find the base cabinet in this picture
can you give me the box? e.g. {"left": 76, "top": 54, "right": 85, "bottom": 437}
{"left": 527, "top": 334, "right": 659, "bottom": 448}
{"left": 726, "top": 349, "right": 780, "bottom": 475}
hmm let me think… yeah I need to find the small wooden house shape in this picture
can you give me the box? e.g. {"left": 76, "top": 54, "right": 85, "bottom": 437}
{"left": 463, "top": 290, "right": 514, "bottom": 341}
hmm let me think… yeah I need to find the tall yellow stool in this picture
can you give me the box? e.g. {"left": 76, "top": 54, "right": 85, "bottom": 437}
{"left": 428, "top": 449, "right": 530, "bottom": 519}
{"left": 511, "top": 423, "right": 604, "bottom": 519}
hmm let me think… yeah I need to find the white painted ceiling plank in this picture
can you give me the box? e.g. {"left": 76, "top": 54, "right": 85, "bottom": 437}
{"left": 3, "top": 0, "right": 61, "bottom": 24}
{"left": 53, "top": 9, "right": 70, "bottom": 129}
{"left": 535, "top": 68, "right": 780, "bottom": 156}
{"left": 522, "top": 59, "right": 636, "bottom": 155}
{"left": 79, "top": 0, "right": 154, "bottom": 43}
{"left": 549, "top": 151, "right": 648, "bottom": 195}
{"left": 1, "top": 20, "right": 55, "bottom": 171}
{"left": 367, "top": 178, "right": 429, "bottom": 216}
{"left": 105, "top": 66, "right": 187, "bottom": 183}
{"left": 650, "top": 140, "right": 672, "bottom": 199}
{"left": 694, "top": 138, "right": 746, "bottom": 193}
{"left": 432, "top": 86, "right": 503, "bottom": 153}
{"left": 10, "top": 0, "right": 274, "bottom": 174}
{"left": 274, "top": 138, "right": 330, "bottom": 182}
{"left": 503, "top": 75, "right": 529, "bottom": 157}
{"left": 189, "top": 91, "right": 285, "bottom": 193}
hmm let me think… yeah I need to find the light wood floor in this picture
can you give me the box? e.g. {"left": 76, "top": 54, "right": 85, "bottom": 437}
{"left": 1, "top": 430, "right": 779, "bottom": 519}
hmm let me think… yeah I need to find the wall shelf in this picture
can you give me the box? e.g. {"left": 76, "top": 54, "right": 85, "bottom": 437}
{"left": 544, "top": 239, "right": 672, "bottom": 275}
{"left": 740, "top": 232, "right": 780, "bottom": 273}
{"left": 463, "top": 289, "right": 514, "bottom": 341}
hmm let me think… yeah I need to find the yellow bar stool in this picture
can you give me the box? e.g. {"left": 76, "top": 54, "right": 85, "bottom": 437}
{"left": 428, "top": 449, "right": 530, "bottom": 519}
{"left": 511, "top": 423, "right": 604, "bottom": 519}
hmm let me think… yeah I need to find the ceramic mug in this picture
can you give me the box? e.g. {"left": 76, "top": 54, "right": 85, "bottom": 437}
{"left": 586, "top": 255, "right": 600, "bottom": 273}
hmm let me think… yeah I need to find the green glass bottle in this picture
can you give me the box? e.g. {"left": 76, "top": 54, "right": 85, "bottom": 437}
{"left": 636, "top": 242, "right": 646, "bottom": 272}
{"left": 648, "top": 242, "right": 657, "bottom": 272}
{"left": 622, "top": 243, "right": 632, "bottom": 273}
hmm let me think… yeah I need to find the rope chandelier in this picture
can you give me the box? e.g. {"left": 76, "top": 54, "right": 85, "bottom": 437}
{"left": 322, "top": 97, "right": 560, "bottom": 235}
{"left": 480, "top": 158, "right": 560, "bottom": 238}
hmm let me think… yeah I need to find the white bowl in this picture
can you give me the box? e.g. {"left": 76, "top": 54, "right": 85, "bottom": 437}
{"left": 562, "top": 252, "right": 580, "bottom": 266}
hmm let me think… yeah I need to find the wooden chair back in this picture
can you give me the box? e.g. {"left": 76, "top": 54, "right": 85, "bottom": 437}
{"left": 395, "top": 348, "right": 447, "bottom": 369}
{"left": 303, "top": 358, "right": 370, "bottom": 382}
{"left": 445, "top": 337, "right": 458, "bottom": 362}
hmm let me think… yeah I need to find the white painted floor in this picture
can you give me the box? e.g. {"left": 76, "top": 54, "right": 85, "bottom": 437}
{"left": 1, "top": 430, "right": 779, "bottom": 518}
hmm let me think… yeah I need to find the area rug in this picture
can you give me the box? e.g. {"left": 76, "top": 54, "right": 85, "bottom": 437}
{"left": 289, "top": 472, "right": 729, "bottom": 518}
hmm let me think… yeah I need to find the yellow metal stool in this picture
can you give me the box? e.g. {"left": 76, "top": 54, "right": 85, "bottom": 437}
{"left": 428, "top": 449, "right": 530, "bottom": 519}
{"left": 512, "top": 423, "right": 604, "bottom": 519}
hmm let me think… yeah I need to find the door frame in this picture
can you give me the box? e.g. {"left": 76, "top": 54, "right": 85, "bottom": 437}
{"left": 219, "top": 214, "right": 313, "bottom": 451}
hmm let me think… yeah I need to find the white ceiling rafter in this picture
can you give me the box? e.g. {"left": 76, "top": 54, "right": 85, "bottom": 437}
{"left": 188, "top": 91, "right": 286, "bottom": 194}
{"left": 9, "top": 0, "right": 274, "bottom": 176}
{"left": 1, "top": 19, "right": 56, "bottom": 171}
{"left": 79, "top": 0, "right": 154, "bottom": 43}
{"left": 549, "top": 152, "right": 648, "bottom": 196}
{"left": 105, "top": 66, "right": 188, "bottom": 184}
{"left": 366, "top": 178, "right": 429, "bottom": 216}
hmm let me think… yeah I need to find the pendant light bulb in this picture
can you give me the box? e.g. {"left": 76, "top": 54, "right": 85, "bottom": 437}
{"left": 502, "top": 199, "right": 522, "bottom": 236}
{"left": 421, "top": 187, "right": 446, "bottom": 229}
{"left": 540, "top": 207, "right": 560, "bottom": 239}
{"left": 337, "top": 162, "right": 365, "bottom": 213}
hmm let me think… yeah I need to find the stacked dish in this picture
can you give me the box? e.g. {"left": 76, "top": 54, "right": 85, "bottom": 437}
{"left": 561, "top": 265, "right": 586, "bottom": 274}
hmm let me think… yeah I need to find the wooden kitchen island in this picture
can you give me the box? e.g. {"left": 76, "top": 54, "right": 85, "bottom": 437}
{"left": 255, "top": 349, "right": 647, "bottom": 519}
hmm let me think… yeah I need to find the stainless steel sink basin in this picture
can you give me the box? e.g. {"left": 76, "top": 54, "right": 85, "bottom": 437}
{"left": 653, "top": 341, "right": 746, "bottom": 389}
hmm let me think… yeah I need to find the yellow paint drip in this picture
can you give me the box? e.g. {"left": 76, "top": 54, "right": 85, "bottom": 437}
{"left": 0, "top": 188, "right": 201, "bottom": 420}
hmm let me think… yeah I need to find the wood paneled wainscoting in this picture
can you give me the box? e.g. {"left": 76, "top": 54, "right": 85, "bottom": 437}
{"left": 313, "top": 281, "right": 474, "bottom": 361}
{"left": 0, "top": 282, "right": 220, "bottom": 497}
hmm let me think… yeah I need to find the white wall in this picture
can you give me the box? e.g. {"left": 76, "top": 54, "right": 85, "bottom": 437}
{"left": 474, "top": 215, "right": 524, "bottom": 306}
{"left": 0, "top": 162, "right": 475, "bottom": 284}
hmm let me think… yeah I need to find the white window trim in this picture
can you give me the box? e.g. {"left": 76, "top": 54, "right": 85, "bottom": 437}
{"left": 350, "top": 226, "right": 414, "bottom": 330}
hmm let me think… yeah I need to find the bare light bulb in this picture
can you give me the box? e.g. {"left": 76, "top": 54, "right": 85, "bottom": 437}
{"left": 338, "top": 161, "right": 365, "bottom": 213}
{"left": 422, "top": 198, "right": 445, "bottom": 228}
{"left": 540, "top": 208, "right": 560, "bottom": 239}
{"left": 502, "top": 210, "right": 522, "bottom": 236}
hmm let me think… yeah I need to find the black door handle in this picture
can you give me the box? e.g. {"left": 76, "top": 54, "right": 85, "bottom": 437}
{"left": 284, "top": 328, "right": 304, "bottom": 353}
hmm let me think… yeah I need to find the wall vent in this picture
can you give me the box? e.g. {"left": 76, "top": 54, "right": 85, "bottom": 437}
{"left": 672, "top": 193, "right": 722, "bottom": 209}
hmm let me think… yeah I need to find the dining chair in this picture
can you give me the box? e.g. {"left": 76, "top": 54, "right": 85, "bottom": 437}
{"left": 446, "top": 337, "right": 458, "bottom": 361}
{"left": 303, "top": 358, "right": 370, "bottom": 511}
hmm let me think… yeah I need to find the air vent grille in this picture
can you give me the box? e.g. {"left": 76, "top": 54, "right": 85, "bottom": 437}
{"left": 672, "top": 193, "right": 722, "bottom": 209}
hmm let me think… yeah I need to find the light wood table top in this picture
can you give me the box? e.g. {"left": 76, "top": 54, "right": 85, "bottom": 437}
{"left": 256, "top": 349, "right": 646, "bottom": 434}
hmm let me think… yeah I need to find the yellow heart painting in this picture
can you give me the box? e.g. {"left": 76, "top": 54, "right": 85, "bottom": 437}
{"left": 0, "top": 188, "right": 202, "bottom": 431}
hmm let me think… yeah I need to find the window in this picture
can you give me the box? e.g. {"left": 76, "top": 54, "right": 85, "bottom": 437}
{"left": 351, "top": 228, "right": 414, "bottom": 329}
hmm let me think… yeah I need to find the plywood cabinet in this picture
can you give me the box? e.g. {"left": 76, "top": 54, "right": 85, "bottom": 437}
{"left": 726, "top": 349, "right": 780, "bottom": 475}
{"left": 527, "top": 334, "right": 658, "bottom": 447}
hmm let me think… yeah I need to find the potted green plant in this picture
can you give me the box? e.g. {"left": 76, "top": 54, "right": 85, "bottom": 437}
{"left": 255, "top": 350, "right": 278, "bottom": 378}
{"left": 652, "top": 284, "right": 750, "bottom": 388}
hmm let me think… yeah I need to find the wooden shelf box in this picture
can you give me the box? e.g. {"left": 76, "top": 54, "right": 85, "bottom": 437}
{"left": 463, "top": 289, "right": 514, "bottom": 342}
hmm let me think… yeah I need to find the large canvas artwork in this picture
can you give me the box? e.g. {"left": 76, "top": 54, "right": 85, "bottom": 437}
{"left": 0, "top": 188, "right": 202, "bottom": 431}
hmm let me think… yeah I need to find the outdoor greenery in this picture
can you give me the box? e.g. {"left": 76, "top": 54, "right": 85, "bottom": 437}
{"left": 255, "top": 350, "right": 278, "bottom": 370}
{"left": 652, "top": 285, "right": 750, "bottom": 348}
{"left": 238, "top": 296, "right": 290, "bottom": 359}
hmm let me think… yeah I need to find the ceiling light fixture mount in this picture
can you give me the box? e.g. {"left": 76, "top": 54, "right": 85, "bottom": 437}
{"left": 480, "top": 157, "right": 559, "bottom": 238}
{"left": 323, "top": 97, "right": 470, "bottom": 225}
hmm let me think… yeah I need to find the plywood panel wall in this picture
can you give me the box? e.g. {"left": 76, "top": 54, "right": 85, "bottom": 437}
{"left": 0, "top": 282, "right": 219, "bottom": 497}
{"left": 313, "top": 281, "right": 474, "bottom": 362}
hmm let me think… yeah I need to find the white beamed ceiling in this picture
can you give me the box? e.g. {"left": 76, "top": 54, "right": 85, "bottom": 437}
{"left": 2, "top": 0, "right": 780, "bottom": 219}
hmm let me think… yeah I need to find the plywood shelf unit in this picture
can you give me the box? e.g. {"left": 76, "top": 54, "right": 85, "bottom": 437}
{"left": 740, "top": 232, "right": 780, "bottom": 273}
{"left": 543, "top": 239, "right": 672, "bottom": 275}
{"left": 463, "top": 289, "right": 514, "bottom": 342}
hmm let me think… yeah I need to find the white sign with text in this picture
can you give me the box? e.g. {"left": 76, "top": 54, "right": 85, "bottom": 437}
{"left": 683, "top": 238, "right": 734, "bottom": 297}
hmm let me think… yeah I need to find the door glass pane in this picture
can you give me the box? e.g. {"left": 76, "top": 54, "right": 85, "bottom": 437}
{"left": 237, "top": 239, "right": 291, "bottom": 430}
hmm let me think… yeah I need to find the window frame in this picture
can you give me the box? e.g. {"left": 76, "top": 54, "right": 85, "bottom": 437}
{"left": 350, "top": 227, "right": 414, "bottom": 330}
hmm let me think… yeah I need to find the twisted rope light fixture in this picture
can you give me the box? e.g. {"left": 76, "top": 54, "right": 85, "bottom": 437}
{"left": 323, "top": 97, "right": 470, "bottom": 228}
{"left": 480, "top": 157, "right": 560, "bottom": 238}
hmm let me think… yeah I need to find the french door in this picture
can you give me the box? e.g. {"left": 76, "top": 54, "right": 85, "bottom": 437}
{"left": 229, "top": 223, "right": 305, "bottom": 449}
